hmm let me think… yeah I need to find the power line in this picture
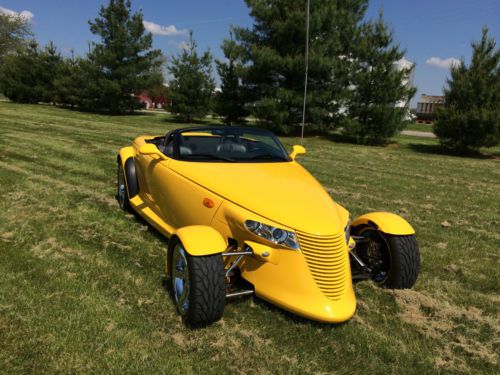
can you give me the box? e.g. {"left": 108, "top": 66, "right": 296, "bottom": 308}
{"left": 300, "top": 0, "right": 310, "bottom": 145}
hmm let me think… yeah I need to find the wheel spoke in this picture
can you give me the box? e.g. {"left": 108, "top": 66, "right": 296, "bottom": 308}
{"left": 172, "top": 268, "right": 184, "bottom": 279}
{"left": 171, "top": 243, "right": 190, "bottom": 314}
{"left": 117, "top": 165, "right": 126, "bottom": 205}
{"left": 178, "top": 280, "right": 189, "bottom": 307}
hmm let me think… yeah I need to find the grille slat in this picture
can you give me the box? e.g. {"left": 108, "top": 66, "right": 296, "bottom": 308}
{"left": 307, "top": 263, "right": 345, "bottom": 272}
{"left": 298, "top": 238, "right": 345, "bottom": 247}
{"left": 298, "top": 231, "right": 348, "bottom": 301}
{"left": 301, "top": 252, "right": 345, "bottom": 261}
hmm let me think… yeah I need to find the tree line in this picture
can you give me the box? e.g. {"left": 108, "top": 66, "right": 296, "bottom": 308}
{"left": 0, "top": 0, "right": 498, "bottom": 151}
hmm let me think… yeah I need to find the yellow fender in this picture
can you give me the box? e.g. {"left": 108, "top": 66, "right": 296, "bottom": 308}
{"left": 118, "top": 146, "right": 136, "bottom": 168}
{"left": 351, "top": 212, "right": 415, "bottom": 235}
{"left": 171, "top": 225, "right": 227, "bottom": 256}
{"left": 117, "top": 146, "right": 139, "bottom": 198}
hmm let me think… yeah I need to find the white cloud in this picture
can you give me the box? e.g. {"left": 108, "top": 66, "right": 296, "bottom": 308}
{"left": 426, "top": 57, "right": 460, "bottom": 69}
{"left": 143, "top": 20, "right": 187, "bottom": 36}
{"left": 0, "top": 6, "right": 34, "bottom": 21}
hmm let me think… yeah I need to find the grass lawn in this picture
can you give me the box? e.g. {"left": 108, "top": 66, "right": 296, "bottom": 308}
{"left": 0, "top": 102, "right": 498, "bottom": 374}
{"left": 404, "top": 122, "right": 435, "bottom": 133}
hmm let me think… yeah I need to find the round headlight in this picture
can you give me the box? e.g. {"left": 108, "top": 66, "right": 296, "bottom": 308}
{"left": 245, "top": 220, "right": 260, "bottom": 231}
{"left": 244, "top": 220, "right": 299, "bottom": 250}
{"left": 272, "top": 228, "right": 287, "bottom": 243}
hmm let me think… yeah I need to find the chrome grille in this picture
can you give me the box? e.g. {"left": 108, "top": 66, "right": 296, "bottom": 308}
{"left": 297, "top": 231, "right": 348, "bottom": 300}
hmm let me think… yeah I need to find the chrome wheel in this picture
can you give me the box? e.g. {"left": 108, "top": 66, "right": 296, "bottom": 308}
{"left": 117, "top": 163, "right": 126, "bottom": 208}
{"left": 171, "top": 243, "right": 190, "bottom": 314}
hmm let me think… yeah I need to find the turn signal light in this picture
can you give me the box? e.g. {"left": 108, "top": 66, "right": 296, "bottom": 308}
{"left": 203, "top": 198, "right": 215, "bottom": 208}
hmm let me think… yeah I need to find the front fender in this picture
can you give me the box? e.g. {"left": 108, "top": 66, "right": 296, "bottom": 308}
{"left": 171, "top": 225, "right": 227, "bottom": 256}
{"left": 117, "top": 146, "right": 139, "bottom": 198}
{"left": 351, "top": 212, "right": 415, "bottom": 235}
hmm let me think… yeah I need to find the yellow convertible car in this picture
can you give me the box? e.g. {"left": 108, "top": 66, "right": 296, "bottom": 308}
{"left": 117, "top": 127, "right": 420, "bottom": 327}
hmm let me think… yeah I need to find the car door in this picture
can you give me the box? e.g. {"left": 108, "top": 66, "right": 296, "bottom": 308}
{"left": 134, "top": 136, "right": 171, "bottom": 215}
{"left": 148, "top": 164, "right": 222, "bottom": 230}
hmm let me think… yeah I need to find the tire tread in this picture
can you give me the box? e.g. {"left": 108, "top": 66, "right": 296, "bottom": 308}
{"left": 386, "top": 235, "right": 420, "bottom": 289}
{"left": 186, "top": 254, "right": 225, "bottom": 327}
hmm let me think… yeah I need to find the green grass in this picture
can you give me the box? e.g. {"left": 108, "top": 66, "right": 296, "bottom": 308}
{"left": 404, "top": 122, "right": 435, "bottom": 132}
{"left": 0, "top": 102, "right": 499, "bottom": 374}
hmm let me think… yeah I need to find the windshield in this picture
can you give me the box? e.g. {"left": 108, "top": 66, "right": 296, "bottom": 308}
{"left": 175, "top": 127, "right": 290, "bottom": 163}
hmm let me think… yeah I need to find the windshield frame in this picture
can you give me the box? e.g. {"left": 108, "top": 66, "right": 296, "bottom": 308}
{"left": 167, "top": 126, "right": 292, "bottom": 163}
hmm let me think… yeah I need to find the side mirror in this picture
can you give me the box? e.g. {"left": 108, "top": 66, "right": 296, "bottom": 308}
{"left": 290, "top": 145, "right": 306, "bottom": 160}
{"left": 138, "top": 143, "right": 164, "bottom": 158}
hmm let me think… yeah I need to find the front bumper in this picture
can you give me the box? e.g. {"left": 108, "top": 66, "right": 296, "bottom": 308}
{"left": 240, "top": 232, "right": 356, "bottom": 323}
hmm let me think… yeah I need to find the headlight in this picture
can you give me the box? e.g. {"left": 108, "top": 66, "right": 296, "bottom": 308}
{"left": 344, "top": 218, "right": 351, "bottom": 244}
{"left": 244, "top": 220, "right": 299, "bottom": 250}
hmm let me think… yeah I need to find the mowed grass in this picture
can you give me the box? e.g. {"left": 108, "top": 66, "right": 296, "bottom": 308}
{"left": 404, "top": 122, "right": 435, "bottom": 132}
{"left": 0, "top": 102, "right": 498, "bottom": 374}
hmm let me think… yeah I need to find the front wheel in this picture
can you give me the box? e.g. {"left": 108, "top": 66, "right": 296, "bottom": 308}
{"left": 355, "top": 228, "right": 420, "bottom": 289}
{"left": 170, "top": 239, "right": 225, "bottom": 327}
{"left": 117, "top": 161, "right": 131, "bottom": 212}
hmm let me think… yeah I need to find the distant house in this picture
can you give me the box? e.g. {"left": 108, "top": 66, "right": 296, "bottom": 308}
{"left": 137, "top": 91, "right": 168, "bottom": 110}
{"left": 416, "top": 95, "right": 445, "bottom": 122}
{"left": 138, "top": 93, "right": 153, "bottom": 109}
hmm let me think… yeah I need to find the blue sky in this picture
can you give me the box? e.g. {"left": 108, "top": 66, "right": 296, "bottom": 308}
{"left": 2, "top": 0, "right": 499, "bottom": 106}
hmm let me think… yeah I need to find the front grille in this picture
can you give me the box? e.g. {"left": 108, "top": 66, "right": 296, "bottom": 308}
{"left": 297, "top": 231, "right": 348, "bottom": 300}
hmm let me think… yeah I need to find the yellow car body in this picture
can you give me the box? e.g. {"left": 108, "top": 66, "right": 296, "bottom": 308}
{"left": 117, "top": 127, "right": 417, "bottom": 324}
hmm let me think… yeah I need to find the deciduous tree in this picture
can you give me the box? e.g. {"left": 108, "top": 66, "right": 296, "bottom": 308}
{"left": 0, "top": 12, "right": 32, "bottom": 60}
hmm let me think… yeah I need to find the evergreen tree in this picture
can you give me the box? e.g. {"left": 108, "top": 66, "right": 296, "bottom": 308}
{"left": 38, "top": 42, "right": 63, "bottom": 103}
{"left": 215, "top": 34, "right": 248, "bottom": 125}
{"left": 54, "top": 56, "right": 101, "bottom": 108}
{"left": 0, "top": 41, "right": 40, "bottom": 103}
{"left": 434, "top": 27, "right": 499, "bottom": 153}
{"left": 344, "top": 13, "right": 416, "bottom": 144}
{"left": 0, "top": 12, "right": 32, "bottom": 60}
{"left": 168, "top": 32, "right": 215, "bottom": 122}
{"left": 88, "top": 0, "right": 164, "bottom": 113}
{"left": 0, "top": 41, "right": 63, "bottom": 104}
{"left": 231, "top": 0, "right": 369, "bottom": 133}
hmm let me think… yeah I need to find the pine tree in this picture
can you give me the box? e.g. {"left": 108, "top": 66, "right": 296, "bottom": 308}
{"left": 0, "top": 40, "right": 64, "bottom": 104}
{"left": 0, "top": 41, "right": 39, "bottom": 102}
{"left": 231, "top": 0, "right": 369, "bottom": 133}
{"left": 1, "top": 41, "right": 46, "bottom": 103}
{"left": 215, "top": 34, "right": 248, "bottom": 125}
{"left": 38, "top": 42, "right": 63, "bottom": 103}
{"left": 344, "top": 13, "right": 416, "bottom": 144}
{"left": 434, "top": 27, "right": 499, "bottom": 153}
{"left": 88, "top": 0, "right": 164, "bottom": 113}
{"left": 54, "top": 56, "right": 101, "bottom": 108}
{"left": 168, "top": 32, "right": 215, "bottom": 122}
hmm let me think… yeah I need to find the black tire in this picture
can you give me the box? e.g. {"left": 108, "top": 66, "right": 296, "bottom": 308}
{"left": 354, "top": 228, "right": 420, "bottom": 289}
{"left": 383, "top": 235, "right": 420, "bottom": 289}
{"left": 117, "top": 160, "right": 132, "bottom": 212}
{"left": 170, "top": 238, "right": 225, "bottom": 327}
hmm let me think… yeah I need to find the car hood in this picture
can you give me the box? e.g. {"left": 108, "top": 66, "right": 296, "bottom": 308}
{"left": 168, "top": 160, "right": 346, "bottom": 235}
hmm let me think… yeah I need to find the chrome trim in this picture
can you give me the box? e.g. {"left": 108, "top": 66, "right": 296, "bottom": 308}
{"left": 222, "top": 251, "right": 253, "bottom": 257}
{"left": 225, "top": 254, "right": 245, "bottom": 277}
{"left": 226, "top": 290, "right": 254, "bottom": 298}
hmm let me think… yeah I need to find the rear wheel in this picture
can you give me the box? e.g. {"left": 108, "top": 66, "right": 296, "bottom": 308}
{"left": 355, "top": 228, "right": 420, "bottom": 289}
{"left": 170, "top": 239, "right": 225, "bottom": 327}
{"left": 117, "top": 160, "right": 132, "bottom": 212}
